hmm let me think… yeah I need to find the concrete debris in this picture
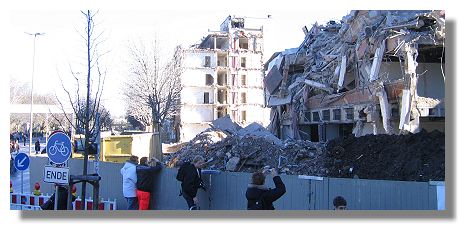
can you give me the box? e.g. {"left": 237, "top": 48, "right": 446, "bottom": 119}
{"left": 236, "top": 122, "right": 283, "bottom": 146}
{"left": 264, "top": 10, "right": 445, "bottom": 141}
{"left": 210, "top": 115, "right": 242, "bottom": 134}
{"left": 165, "top": 116, "right": 326, "bottom": 175}
{"left": 225, "top": 157, "right": 240, "bottom": 171}
{"left": 264, "top": 65, "right": 284, "bottom": 94}
{"left": 165, "top": 120, "right": 444, "bottom": 181}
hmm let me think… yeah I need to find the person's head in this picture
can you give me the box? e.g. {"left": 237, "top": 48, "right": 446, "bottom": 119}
{"left": 333, "top": 196, "right": 347, "bottom": 210}
{"left": 192, "top": 156, "right": 205, "bottom": 169}
{"left": 251, "top": 171, "right": 266, "bottom": 186}
{"left": 139, "top": 157, "right": 149, "bottom": 166}
{"left": 129, "top": 155, "right": 139, "bottom": 164}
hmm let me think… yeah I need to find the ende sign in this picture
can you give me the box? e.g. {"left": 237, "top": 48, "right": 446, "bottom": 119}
{"left": 44, "top": 166, "right": 70, "bottom": 185}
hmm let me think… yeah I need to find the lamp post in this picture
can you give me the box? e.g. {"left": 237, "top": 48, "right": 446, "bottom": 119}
{"left": 25, "top": 32, "right": 45, "bottom": 156}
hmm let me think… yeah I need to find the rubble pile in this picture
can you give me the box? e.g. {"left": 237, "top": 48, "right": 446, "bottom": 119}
{"left": 165, "top": 117, "right": 326, "bottom": 174}
{"left": 166, "top": 116, "right": 444, "bottom": 182}
{"left": 324, "top": 130, "right": 445, "bottom": 181}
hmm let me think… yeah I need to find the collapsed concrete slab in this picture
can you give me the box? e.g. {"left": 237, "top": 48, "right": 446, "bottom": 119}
{"left": 210, "top": 115, "right": 241, "bottom": 134}
{"left": 237, "top": 122, "right": 283, "bottom": 146}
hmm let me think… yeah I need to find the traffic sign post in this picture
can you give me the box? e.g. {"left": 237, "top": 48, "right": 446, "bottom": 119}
{"left": 45, "top": 131, "right": 72, "bottom": 210}
{"left": 44, "top": 166, "right": 70, "bottom": 184}
{"left": 14, "top": 153, "right": 30, "bottom": 171}
{"left": 14, "top": 153, "right": 30, "bottom": 194}
{"left": 47, "top": 132, "right": 72, "bottom": 164}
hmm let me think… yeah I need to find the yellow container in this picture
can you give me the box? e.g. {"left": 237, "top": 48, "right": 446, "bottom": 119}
{"left": 100, "top": 135, "right": 133, "bottom": 163}
{"left": 71, "top": 133, "right": 161, "bottom": 163}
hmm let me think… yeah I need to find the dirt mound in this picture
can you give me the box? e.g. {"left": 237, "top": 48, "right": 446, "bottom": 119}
{"left": 324, "top": 130, "right": 445, "bottom": 181}
{"left": 165, "top": 116, "right": 444, "bottom": 182}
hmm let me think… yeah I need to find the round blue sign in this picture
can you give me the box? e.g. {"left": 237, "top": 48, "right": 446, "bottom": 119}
{"left": 14, "top": 153, "right": 30, "bottom": 171}
{"left": 47, "top": 132, "right": 72, "bottom": 164}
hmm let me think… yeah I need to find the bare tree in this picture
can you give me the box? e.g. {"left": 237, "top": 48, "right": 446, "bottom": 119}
{"left": 10, "top": 77, "right": 67, "bottom": 134}
{"left": 53, "top": 10, "right": 107, "bottom": 210}
{"left": 73, "top": 98, "right": 113, "bottom": 134}
{"left": 123, "top": 39, "right": 183, "bottom": 135}
{"left": 10, "top": 77, "right": 30, "bottom": 104}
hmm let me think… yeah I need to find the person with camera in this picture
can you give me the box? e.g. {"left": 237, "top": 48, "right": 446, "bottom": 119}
{"left": 245, "top": 167, "right": 286, "bottom": 210}
{"left": 136, "top": 157, "right": 162, "bottom": 210}
{"left": 176, "top": 156, "right": 206, "bottom": 210}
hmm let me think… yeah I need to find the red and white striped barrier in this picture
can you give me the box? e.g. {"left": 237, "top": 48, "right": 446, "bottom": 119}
{"left": 10, "top": 193, "right": 117, "bottom": 210}
{"left": 10, "top": 193, "right": 50, "bottom": 210}
{"left": 73, "top": 197, "right": 117, "bottom": 210}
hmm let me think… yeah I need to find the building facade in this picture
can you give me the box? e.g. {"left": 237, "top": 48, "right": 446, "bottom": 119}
{"left": 180, "top": 16, "right": 270, "bottom": 141}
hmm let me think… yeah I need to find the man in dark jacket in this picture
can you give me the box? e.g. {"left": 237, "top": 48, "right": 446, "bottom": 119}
{"left": 246, "top": 168, "right": 286, "bottom": 210}
{"left": 176, "top": 156, "right": 206, "bottom": 210}
{"left": 136, "top": 157, "right": 163, "bottom": 210}
{"left": 40, "top": 185, "right": 76, "bottom": 210}
{"left": 34, "top": 140, "right": 40, "bottom": 154}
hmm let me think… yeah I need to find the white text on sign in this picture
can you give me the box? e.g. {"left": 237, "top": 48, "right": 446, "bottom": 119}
{"left": 43, "top": 166, "right": 70, "bottom": 185}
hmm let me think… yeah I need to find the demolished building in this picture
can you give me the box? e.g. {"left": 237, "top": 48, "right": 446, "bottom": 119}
{"left": 264, "top": 10, "right": 445, "bottom": 142}
{"left": 179, "top": 15, "right": 271, "bottom": 142}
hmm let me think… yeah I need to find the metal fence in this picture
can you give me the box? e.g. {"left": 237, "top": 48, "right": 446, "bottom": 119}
{"left": 28, "top": 157, "right": 443, "bottom": 210}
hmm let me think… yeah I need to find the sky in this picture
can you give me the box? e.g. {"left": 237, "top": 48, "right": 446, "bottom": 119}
{"left": 7, "top": 9, "right": 347, "bottom": 118}
{"left": 4, "top": 0, "right": 470, "bottom": 234}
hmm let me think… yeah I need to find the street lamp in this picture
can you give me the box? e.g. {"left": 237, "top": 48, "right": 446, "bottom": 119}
{"left": 25, "top": 32, "right": 45, "bottom": 156}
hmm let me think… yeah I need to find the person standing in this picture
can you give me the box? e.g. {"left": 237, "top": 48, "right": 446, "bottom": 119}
{"left": 333, "top": 196, "right": 347, "bottom": 210}
{"left": 176, "top": 156, "right": 206, "bottom": 210}
{"left": 35, "top": 140, "right": 40, "bottom": 154}
{"left": 40, "top": 185, "right": 76, "bottom": 210}
{"left": 120, "top": 155, "right": 139, "bottom": 210}
{"left": 14, "top": 139, "right": 20, "bottom": 154}
{"left": 245, "top": 168, "right": 286, "bottom": 210}
{"left": 136, "top": 157, "right": 163, "bottom": 210}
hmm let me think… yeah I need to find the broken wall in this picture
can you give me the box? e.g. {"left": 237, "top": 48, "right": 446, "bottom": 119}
{"left": 419, "top": 118, "right": 445, "bottom": 133}
{"left": 234, "top": 52, "right": 263, "bottom": 69}
{"left": 235, "top": 89, "right": 265, "bottom": 105}
{"left": 416, "top": 63, "right": 445, "bottom": 99}
{"left": 240, "top": 105, "right": 271, "bottom": 127}
{"left": 180, "top": 105, "right": 214, "bottom": 123}
{"left": 238, "top": 70, "right": 264, "bottom": 87}
{"left": 181, "top": 69, "right": 216, "bottom": 87}
{"left": 181, "top": 87, "right": 214, "bottom": 105}
{"left": 184, "top": 51, "right": 216, "bottom": 68}
{"left": 325, "top": 124, "right": 340, "bottom": 140}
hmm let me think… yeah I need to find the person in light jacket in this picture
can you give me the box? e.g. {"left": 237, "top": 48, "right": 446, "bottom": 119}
{"left": 120, "top": 155, "right": 139, "bottom": 210}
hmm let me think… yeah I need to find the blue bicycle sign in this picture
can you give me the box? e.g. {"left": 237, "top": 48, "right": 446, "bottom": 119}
{"left": 47, "top": 132, "right": 72, "bottom": 164}
{"left": 48, "top": 140, "right": 70, "bottom": 156}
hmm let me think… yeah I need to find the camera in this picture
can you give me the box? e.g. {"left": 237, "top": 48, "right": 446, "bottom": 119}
{"left": 199, "top": 181, "right": 206, "bottom": 191}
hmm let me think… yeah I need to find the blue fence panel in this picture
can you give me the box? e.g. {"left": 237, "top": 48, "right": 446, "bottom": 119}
{"left": 27, "top": 158, "right": 444, "bottom": 210}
